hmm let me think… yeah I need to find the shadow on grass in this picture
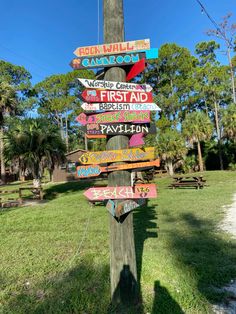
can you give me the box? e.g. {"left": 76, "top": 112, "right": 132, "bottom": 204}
{"left": 166, "top": 212, "right": 236, "bottom": 305}
{"left": 2, "top": 258, "right": 111, "bottom": 314}
{"left": 43, "top": 180, "right": 99, "bottom": 200}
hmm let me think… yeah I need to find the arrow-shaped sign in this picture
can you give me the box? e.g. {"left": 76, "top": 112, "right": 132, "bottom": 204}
{"left": 106, "top": 198, "right": 146, "bottom": 218}
{"left": 76, "top": 159, "right": 160, "bottom": 178}
{"left": 76, "top": 111, "right": 151, "bottom": 125}
{"left": 81, "top": 102, "right": 161, "bottom": 111}
{"left": 74, "top": 39, "right": 150, "bottom": 57}
{"left": 81, "top": 89, "right": 153, "bottom": 103}
{"left": 126, "top": 58, "right": 146, "bottom": 81}
{"left": 129, "top": 133, "right": 145, "bottom": 147}
{"left": 84, "top": 123, "right": 156, "bottom": 135}
{"left": 85, "top": 134, "right": 106, "bottom": 139}
{"left": 78, "top": 147, "right": 155, "bottom": 165}
{"left": 78, "top": 78, "right": 153, "bottom": 92}
{"left": 84, "top": 184, "right": 157, "bottom": 201}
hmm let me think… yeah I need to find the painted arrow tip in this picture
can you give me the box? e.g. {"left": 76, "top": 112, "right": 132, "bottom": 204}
{"left": 129, "top": 133, "right": 145, "bottom": 147}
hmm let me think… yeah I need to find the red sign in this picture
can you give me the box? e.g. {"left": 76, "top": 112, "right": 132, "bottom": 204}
{"left": 126, "top": 58, "right": 146, "bottom": 81}
{"left": 81, "top": 89, "right": 153, "bottom": 103}
{"left": 84, "top": 184, "right": 157, "bottom": 201}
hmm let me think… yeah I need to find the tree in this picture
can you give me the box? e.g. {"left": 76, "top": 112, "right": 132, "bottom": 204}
{"left": 156, "top": 128, "right": 187, "bottom": 176}
{"left": 0, "top": 60, "right": 32, "bottom": 182}
{"left": 182, "top": 111, "right": 213, "bottom": 172}
{"left": 222, "top": 103, "right": 236, "bottom": 142}
{"left": 4, "top": 118, "right": 66, "bottom": 186}
{"left": 35, "top": 70, "right": 95, "bottom": 151}
{"left": 206, "top": 13, "right": 236, "bottom": 103}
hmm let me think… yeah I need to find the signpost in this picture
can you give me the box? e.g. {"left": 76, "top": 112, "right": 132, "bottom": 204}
{"left": 81, "top": 102, "right": 161, "bottom": 111}
{"left": 78, "top": 78, "right": 153, "bottom": 92}
{"left": 83, "top": 123, "right": 156, "bottom": 135}
{"left": 70, "top": 52, "right": 146, "bottom": 70}
{"left": 78, "top": 147, "right": 155, "bottom": 164}
{"left": 126, "top": 58, "right": 146, "bottom": 81}
{"left": 76, "top": 111, "right": 150, "bottom": 125}
{"left": 84, "top": 184, "right": 157, "bottom": 201}
{"left": 81, "top": 89, "right": 153, "bottom": 103}
{"left": 74, "top": 39, "right": 150, "bottom": 57}
{"left": 76, "top": 159, "right": 160, "bottom": 178}
{"left": 106, "top": 198, "right": 146, "bottom": 218}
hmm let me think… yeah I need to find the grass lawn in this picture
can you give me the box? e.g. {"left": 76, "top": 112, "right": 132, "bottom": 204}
{"left": 1, "top": 171, "right": 236, "bottom": 313}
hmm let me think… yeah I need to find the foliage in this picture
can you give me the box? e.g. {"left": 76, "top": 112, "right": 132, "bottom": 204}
{"left": 221, "top": 103, "right": 236, "bottom": 141}
{"left": 4, "top": 118, "right": 66, "bottom": 182}
{"left": 156, "top": 128, "right": 187, "bottom": 175}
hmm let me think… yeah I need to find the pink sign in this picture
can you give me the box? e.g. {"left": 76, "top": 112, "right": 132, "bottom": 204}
{"left": 84, "top": 184, "right": 157, "bottom": 201}
{"left": 76, "top": 111, "right": 150, "bottom": 125}
{"left": 129, "top": 133, "right": 145, "bottom": 147}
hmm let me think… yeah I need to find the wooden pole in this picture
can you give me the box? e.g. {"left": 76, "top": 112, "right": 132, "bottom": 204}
{"left": 103, "top": 0, "right": 138, "bottom": 305}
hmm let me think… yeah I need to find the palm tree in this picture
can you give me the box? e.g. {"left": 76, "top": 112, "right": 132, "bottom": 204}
{"left": 156, "top": 128, "right": 187, "bottom": 176}
{"left": 4, "top": 118, "right": 66, "bottom": 186}
{"left": 222, "top": 104, "right": 236, "bottom": 142}
{"left": 0, "top": 81, "right": 17, "bottom": 183}
{"left": 182, "top": 111, "right": 213, "bottom": 172}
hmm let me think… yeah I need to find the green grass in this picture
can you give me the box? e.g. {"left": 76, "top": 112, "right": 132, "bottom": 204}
{"left": 1, "top": 171, "right": 236, "bottom": 313}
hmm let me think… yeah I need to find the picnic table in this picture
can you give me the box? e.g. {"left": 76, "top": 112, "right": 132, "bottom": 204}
{"left": 170, "top": 175, "right": 206, "bottom": 189}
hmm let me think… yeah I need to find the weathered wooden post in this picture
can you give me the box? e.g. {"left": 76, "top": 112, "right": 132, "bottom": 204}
{"left": 103, "top": 0, "right": 138, "bottom": 304}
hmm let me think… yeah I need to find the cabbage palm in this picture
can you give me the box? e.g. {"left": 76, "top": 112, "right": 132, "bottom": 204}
{"left": 182, "top": 111, "right": 213, "bottom": 172}
{"left": 156, "top": 128, "right": 187, "bottom": 176}
{"left": 222, "top": 104, "right": 236, "bottom": 142}
{"left": 4, "top": 118, "right": 66, "bottom": 186}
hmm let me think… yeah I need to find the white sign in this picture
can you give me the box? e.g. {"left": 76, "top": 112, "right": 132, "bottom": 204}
{"left": 78, "top": 78, "right": 153, "bottom": 92}
{"left": 81, "top": 102, "right": 161, "bottom": 111}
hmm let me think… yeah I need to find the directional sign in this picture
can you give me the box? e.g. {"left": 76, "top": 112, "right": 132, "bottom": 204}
{"left": 84, "top": 123, "right": 156, "bottom": 135}
{"left": 126, "top": 58, "right": 146, "bottom": 81}
{"left": 78, "top": 147, "right": 155, "bottom": 165}
{"left": 129, "top": 133, "right": 145, "bottom": 147}
{"left": 76, "top": 111, "right": 150, "bottom": 125}
{"left": 85, "top": 134, "right": 106, "bottom": 139}
{"left": 81, "top": 102, "right": 161, "bottom": 111}
{"left": 70, "top": 52, "right": 146, "bottom": 70}
{"left": 78, "top": 78, "right": 153, "bottom": 92}
{"left": 106, "top": 198, "right": 146, "bottom": 217}
{"left": 74, "top": 39, "right": 150, "bottom": 57}
{"left": 76, "top": 159, "right": 160, "bottom": 178}
{"left": 84, "top": 184, "right": 157, "bottom": 201}
{"left": 81, "top": 89, "right": 153, "bottom": 103}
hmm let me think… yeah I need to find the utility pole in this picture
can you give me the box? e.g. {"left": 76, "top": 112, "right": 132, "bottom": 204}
{"left": 103, "top": 0, "right": 138, "bottom": 305}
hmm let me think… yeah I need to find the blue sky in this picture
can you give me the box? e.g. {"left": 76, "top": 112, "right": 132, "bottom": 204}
{"left": 1, "top": 0, "right": 235, "bottom": 84}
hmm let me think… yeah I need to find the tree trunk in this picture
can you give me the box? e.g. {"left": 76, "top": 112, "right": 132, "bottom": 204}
{"left": 227, "top": 47, "right": 236, "bottom": 104}
{"left": 0, "top": 126, "right": 6, "bottom": 184}
{"left": 214, "top": 100, "right": 224, "bottom": 170}
{"left": 65, "top": 114, "right": 69, "bottom": 152}
{"left": 166, "top": 159, "right": 174, "bottom": 176}
{"left": 104, "top": 0, "right": 138, "bottom": 306}
{"left": 197, "top": 140, "right": 204, "bottom": 172}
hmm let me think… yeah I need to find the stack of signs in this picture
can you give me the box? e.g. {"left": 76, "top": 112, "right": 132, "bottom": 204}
{"left": 72, "top": 38, "right": 160, "bottom": 219}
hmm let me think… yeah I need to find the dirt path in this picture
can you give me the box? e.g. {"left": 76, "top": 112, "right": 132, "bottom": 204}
{"left": 213, "top": 194, "right": 236, "bottom": 314}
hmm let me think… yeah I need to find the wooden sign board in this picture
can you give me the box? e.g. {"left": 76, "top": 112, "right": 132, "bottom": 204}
{"left": 84, "top": 123, "right": 156, "bottom": 135}
{"left": 81, "top": 102, "right": 161, "bottom": 111}
{"left": 70, "top": 52, "right": 145, "bottom": 70}
{"left": 76, "top": 159, "right": 160, "bottom": 178}
{"left": 81, "top": 89, "right": 153, "bottom": 103}
{"left": 76, "top": 111, "right": 150, "bottom": 125}
{"left": 74, "top": 39, "right": 150, "bottom": 57}
{"left": 84, "top": 184, "right": 157, "bottom": 201}
{"left": 106, "top": 198, "right": 146, "bottom": 217}
{"left": 85, "top": 134, "right": 106, "bottom": 139}
{"left": 78, "top": 147, "right": 155, "bottom": 165}
{"left": 78, "top": 78, "right": 153, "bottom": 92}
{"left": 77, "top": 159, "right": 159, "bottom": 178}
